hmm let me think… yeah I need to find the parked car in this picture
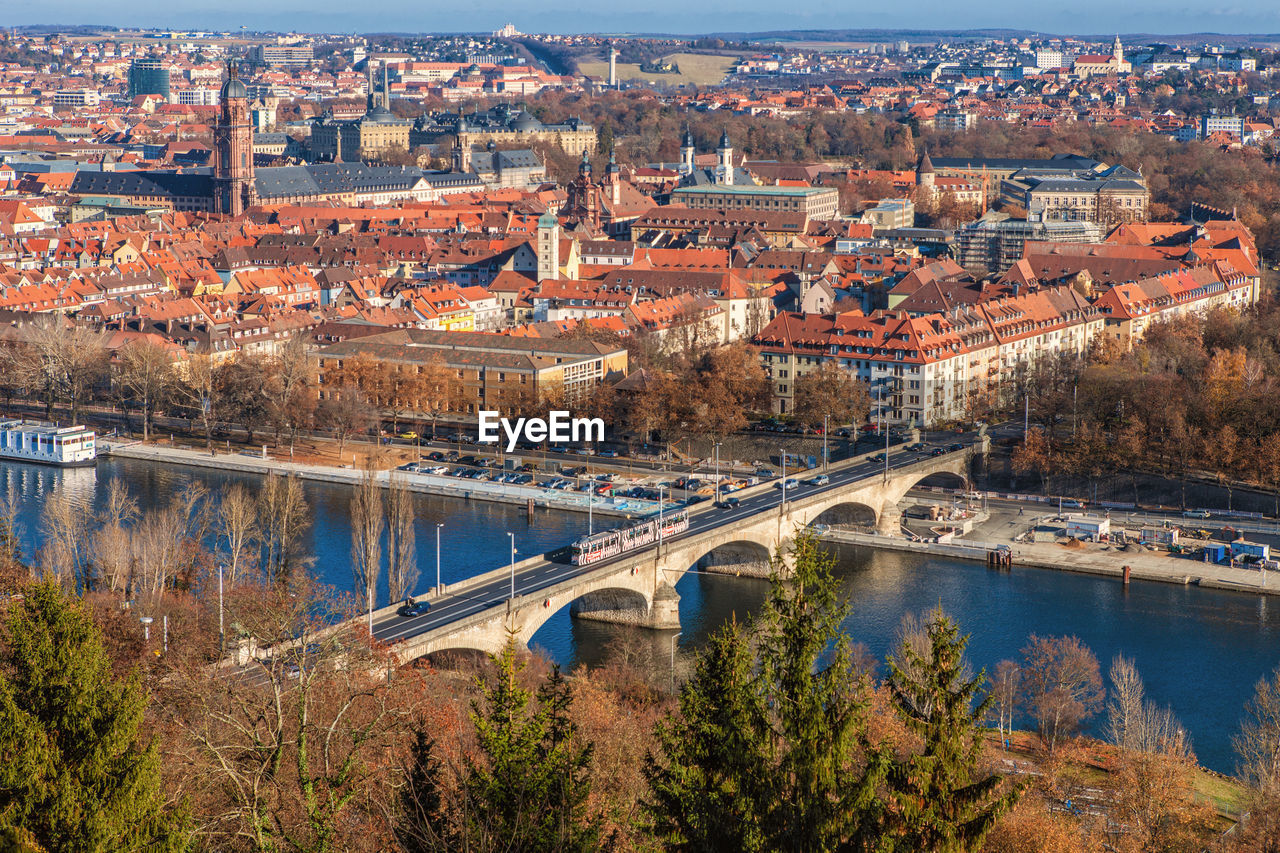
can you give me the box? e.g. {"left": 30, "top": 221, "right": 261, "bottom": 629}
{"left": 598, "top": 449, "right": 619, "bottom": 457}
{"left": 396, "top": 462, "right": 419, "bottom": 472}
{"left": 756, "top": 467, "right": 776, "bottom": 478}
{"left": 1183, "top": 509, "right": 1211, "bottom": 518}
{"left": 397, "top": 598, "right": 431, "bottom": 618}
{"left": 425, "top": 451, "right": 444, "bottom": 461}
{"left": 399, "top": 431, "right": 418, "bottom": 440}
{"left": 444, "top": 451, "right": 460, "bottom": 462}
{"left": 686, "top": 494, "right": 707, "bottom": 505}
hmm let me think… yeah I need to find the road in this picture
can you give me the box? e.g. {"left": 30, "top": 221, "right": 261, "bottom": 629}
{"left": 369, "top": 436, "right": 975, "bottom": 648}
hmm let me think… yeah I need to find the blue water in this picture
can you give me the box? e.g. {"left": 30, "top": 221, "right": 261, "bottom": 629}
{"left": 7, "top": 458, "right": 1277, "bottom": 774}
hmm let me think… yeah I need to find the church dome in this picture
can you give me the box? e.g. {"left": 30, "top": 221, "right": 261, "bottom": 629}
{"left": 221, "top": 77, "right": 247, "bottom": 101}
{"left": 365, "top": 104, "right": 397, "bottom": 123}
{"left": 511, "top": 111, "right": 540, "bottom": 132}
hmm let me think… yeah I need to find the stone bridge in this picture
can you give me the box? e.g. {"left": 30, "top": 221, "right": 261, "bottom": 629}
{"left": 386, "top": 448, "right": 975, "bottom": 664}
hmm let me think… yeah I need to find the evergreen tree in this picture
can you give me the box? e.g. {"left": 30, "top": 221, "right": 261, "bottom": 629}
{"left": 400, "top": 635, "right": 602, "bottom": 852}
{"left": 645, "top": 530, "right": 887, "bottom": 852}
{"left": 644, "top": 620, "right": 771, "bottom": 851}
{"left": 756, "top": 531, "right": 887, "bottom": 852}
{"left": 881, "top": 610, "right": 1022, "bottom": 852}
{"left": 0, "top": 582, "right": 187, "bottom": 852}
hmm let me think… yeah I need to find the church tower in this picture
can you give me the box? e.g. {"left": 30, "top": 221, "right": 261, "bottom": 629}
{"left": 680, "top": 127, "right": 695, "bottom": 176}
{"left": 1112, "top": 34, "right": 1124, "bottom": 65}
{"left": 916, "top": 149, "right": 936, "bottom": 194}
{"left": 214, "top": 60, "right": 253, "bottom": 216}
{"left": 537, "top": 212, "right": 561, "bottom": 282}
{"left": 716, "top": 129, "right": 733, "bottom": 185}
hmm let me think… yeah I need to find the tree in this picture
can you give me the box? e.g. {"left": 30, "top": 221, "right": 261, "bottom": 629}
{"left": 317, "top": 384, "right": 377, "bottom": 456}
{"left": 265, "top": 334, "right": 316, "bottom": 450}
{"left": 881, "top": 610, "right": 1022, "bottom": 851}
{"left": 116, "top": 339, "right": 177, "bottom": 442}
{"left": 1107, "top": 654, "right": 1190, "bottom": 759}
{"left": 645, "top": 620, "right": 771, "bottom": 851}
{"left": 0, "top": 582, "right": 188, "bottom": 851}
{"left": 400, "top": 636, "right": 603, "bottom": 851}
{"left": 415, "top": 354, "right": 455, "bottom": 440}
{"left": 257, "top": 472, "right": 311, "bottom": 583}
{"left": 215, "top": 483, "right": 258, "bottom": 589}
{"left": 386, "top": 472, "right": 418, "bottom": 602}
{"left": 350, "top": 465, "right": 384, "bottom": 629}
{"left": 161, "top": 573, "right": 405, "bottom": 852}
{"left": 991, "top": 660, "right": 1021, "bottom": 744}
{"left": 1234, "top": 664, "right": 1280, "bottom": 797}
{"left": 213, "top": 356, "right": 271, "bottom": 446}
{"left": 39, "top": 482, "right": 90, "bottom": 591}
{"left": 11, "top": 320, "right": 109, "bottom": 424}
{"left": 1019, "top": 635, "right": 1104, "bottom": 753}
{"left": 791, "top": 361, "right": 871, "bottom": 430}
{"left": 645, "top": 530, "right": 887, "bottom": 851}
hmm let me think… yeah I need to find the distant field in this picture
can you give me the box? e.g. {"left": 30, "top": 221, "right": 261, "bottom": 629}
{"left": 579, "top": 52, "right": 736, "bottom": 86}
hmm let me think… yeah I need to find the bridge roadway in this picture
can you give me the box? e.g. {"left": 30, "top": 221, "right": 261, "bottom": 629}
{"left": 357, "top": 432, "right": 982, "bottom": 662}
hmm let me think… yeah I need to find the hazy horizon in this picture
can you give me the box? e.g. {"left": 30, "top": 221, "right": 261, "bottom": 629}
{"left": 10, "top": 1, "right": 1280, "bottom": 39}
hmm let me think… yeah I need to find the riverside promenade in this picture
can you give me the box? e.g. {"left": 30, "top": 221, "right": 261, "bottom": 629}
{"left": 822, "top": 528, "right": 1280, "bottom": 596}
{"left": 100, "top": 440, "right": 660, "bottom": 518}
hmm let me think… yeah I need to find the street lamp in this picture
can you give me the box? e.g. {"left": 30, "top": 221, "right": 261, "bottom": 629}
{"left": 139, "top": 615, "right": 153, "bottom": 643}
{"left": 218, "top": 563, "right": 225, "bottom": 658}
{"left": 823, "top": 414, "right": 828, "bottom": 471}
{"left": 508, "top": 532, "right": 517, "bottom": 600}
{"left": 586, "top": 474, "right": 594, "bottom": 536}
{"left": 658, "top": 486, "right": 667, "bottom": 545}
{"left": 670, "top": 631, "right": 682, "bottom": 694}
{"left": 779, "top": 446, "right": 786, "bottom": 508}
{"left": 713, "top": 442, "right": 722, "bottom": 505}
{"left": 435, "top": 523, "right": 444, "bottom": 594}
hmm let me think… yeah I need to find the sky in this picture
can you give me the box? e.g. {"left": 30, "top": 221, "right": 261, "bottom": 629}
{"left": 12, "top": 0, "right": 1280, "bottom": 36}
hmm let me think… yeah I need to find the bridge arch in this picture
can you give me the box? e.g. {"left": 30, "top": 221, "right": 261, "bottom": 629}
{"left": 809, "top": 500, "right": 881, "bottom": 530}
{"left": 686, "top": 538, "right": 774, "bottom": 579}
{"left": 911, "top": 470, "right": 969, "bottom": 491}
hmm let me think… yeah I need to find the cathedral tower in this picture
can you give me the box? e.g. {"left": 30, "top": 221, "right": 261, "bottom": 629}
{"left": 214, "top": 60, "right": 253, "bottom": 216}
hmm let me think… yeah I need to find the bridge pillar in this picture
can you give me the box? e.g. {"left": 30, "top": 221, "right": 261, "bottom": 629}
{"left": 877, "top": 502, "right": 902, "bottom": 535}
{"left": 648, "top": 582, "right": 681, "bottom": 630}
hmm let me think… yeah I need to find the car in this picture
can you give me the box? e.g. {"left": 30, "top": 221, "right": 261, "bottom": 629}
{"left": 1183, "top": 509, "right": 1212, "bottom": 518}
{"left": 447, "top": 433, "right": 469, "bottom": 443}
{"left": 397, "top": 598, "right": 431, "bottom": 618}
{"left": 399, "top": 431, "right": 419, "bottom": 440}
{"left": 906, "top": 443, "right": 926, "bottom": 452}
{"left": 396, "top": 462, "right": 419, "bottom": 472}
{"left": 686, "top": 494, "right": 707, "bottom": 505}
{"left": 809, "top": 475, "right": 830, "bottom": 486}
{"left": 717, "top": 497, "right": 741, "bottom": 509}
{"left": 930, "top": 447, "right": 946, "bottom": 457}
{"left": 755, "top": 467, "right": 776, "bottom": 478}
{"left": 836, "top": 428, "right": 851, "bottom": 438}
{"left": 425, "top": 451, "right": 444, "bottom": 461}
{"left": 775, "top": 478, "right": 800, "bottom": 490}
{"left": 598, "top": 449, "right": 619, "bottom": 457}
{"left": 870, "top": 453, "right": 887, "bottom": 463}
{"left": 948, "top": 442, "right": 964, "bottom": 452}
{"left": 444, "top": 451, "right": 460, "bottom": 462}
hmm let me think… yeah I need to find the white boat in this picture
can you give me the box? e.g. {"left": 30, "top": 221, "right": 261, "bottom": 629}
{"left": 0, "top": 420, "right": 96, "bottom": 467}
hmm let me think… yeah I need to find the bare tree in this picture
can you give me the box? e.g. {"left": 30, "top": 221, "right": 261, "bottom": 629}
{"left": 89, "top": 479, "right": 139, "bottom": 592}
{"left": 350, "top": 466, "right": 384, "bottom": 630}
{"left": 116, "top": 339, "right": 177, "bottom": 442}
{"left": 1107, "top": 655, "right": 1190, "bottom": 759}
{"left": 385, "top": 472, "right": 417, "bottom": 602}
{"left": 992, "top": 660, "right": 1021, "bottom": 743}
{"left": 40, "top": 484, "right": 90, "bottom": 591}
{"left": 1235, "top": 665, "right": 1280, "bottom": 796}
{"left": 1019, "top": 634, "right": 1104, "bottom": 753}
{"left": 258, "top": 472, "right": 311, "bottom": 583}
{"left": 216, "top": 483, "right": 258, "bottom": 588}
{"left": 317, "top": 384, "right": 377, "bottom": 456}
{"left": 12, "top": 319, "right": 110, "bottom": 423}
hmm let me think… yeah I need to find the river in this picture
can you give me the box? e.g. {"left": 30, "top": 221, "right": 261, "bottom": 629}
{"left": 6, "top": 458, "right": 1278, "bottom": 774}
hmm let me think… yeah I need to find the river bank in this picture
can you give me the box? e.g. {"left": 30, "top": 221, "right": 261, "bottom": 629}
{"left": 821, "top": 528, "right": 1280, "bottom": 596}
{"left": 101, "top": 440, "right": 662, "bottom": 518}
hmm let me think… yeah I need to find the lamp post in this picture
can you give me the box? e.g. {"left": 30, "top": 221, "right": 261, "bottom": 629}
{"left": 713, "top": 442, "right": 722, "bottom": 505}
{"left": 218, "top": 563, "right": 225, "bottom": 658}
{"left": 658, "top": 486, "right": 667, "bottom": 545}
{"left": 587, "top": 475, "right": 594, "bottom": 536}
{"left": 435, "top": 523, "right": 443, "bottom": 594}
{"left": 823, "top": 414, "right": 829, "bottom": 471}
{"left": 139, "top": 615, "right": 153, "bottom": 643}
{"left": 670, "top": 631, "right": 682, "bottom": 694}
{"left": 508, "top": 532, "right": 516, "bottom": 600}
{"left": 779, "top": 446, "right": 786, "bottom": 508}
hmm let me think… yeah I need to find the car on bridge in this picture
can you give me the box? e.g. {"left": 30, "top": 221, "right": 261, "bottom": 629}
{"left": 809, "top": 475, "right": 830, "bottom": 486}
{"left": 930, "top": 447, "right": 946, "bottom": 456}
{"left": 397, "top": 598, "right": 431, "bottom": 618}
{"left": 716, "top": 496, "right": 741, "bottom": 509}
{"left": 775, "top": 478, "right": 800, "bottom": 490}
{"left": 948, "top": 442, "right": 964, "bottom": 452}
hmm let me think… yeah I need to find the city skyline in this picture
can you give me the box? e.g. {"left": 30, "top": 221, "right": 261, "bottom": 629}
{"left": 10, "top": 0, "right": 1280, "bottom": 37}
